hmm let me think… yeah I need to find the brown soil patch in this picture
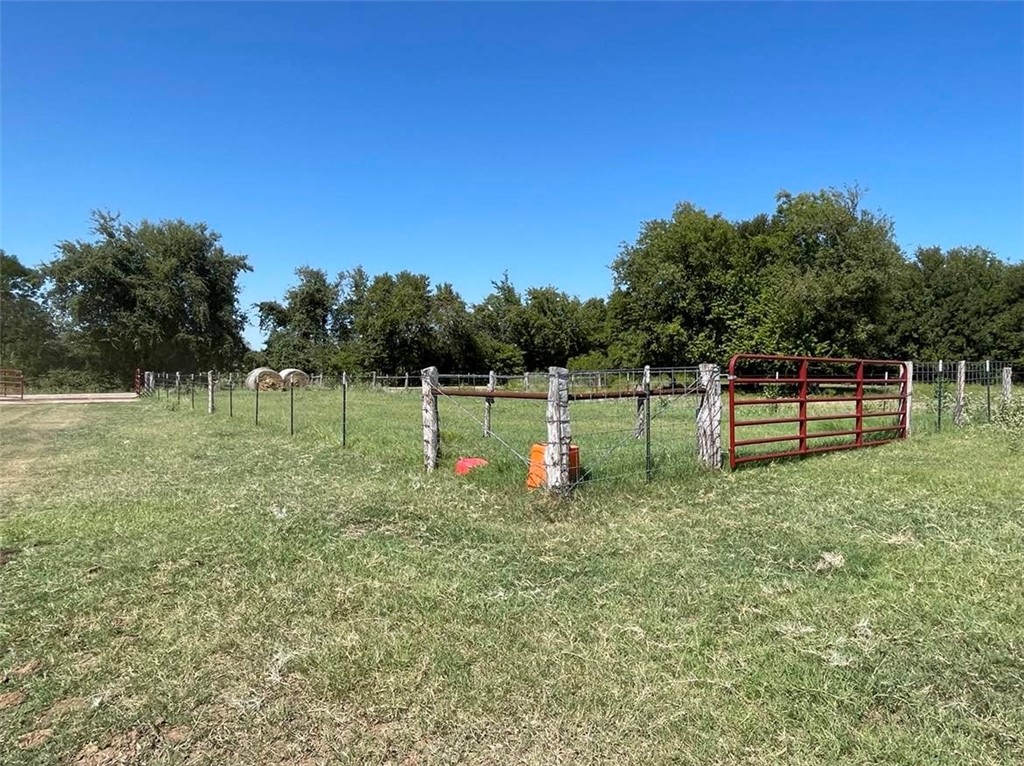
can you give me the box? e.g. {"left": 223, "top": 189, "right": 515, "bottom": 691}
{"left": 0, "top": 547, "right": 22, "bottom": 566}
{"left": 0, "top": 406, "right": 86, "bottom": 492}
{"left": 17, "top": 728, "right": 54, "bottom": 749}
{"left": 38, "top": 696, "right": 88, "bottom": 725}
{"left": 164, "top": 725, "right": 191, "bottom": 743}
{"left": 9, "top": 659, "right": 43, "bottom": 678}
{"left": 73, "top": 728, "right": 156, "bottom": 766}
{"left": 72, "top": 720, "right": 190, "bottom": 765}
{"left": 0, "top": 690, "right": 28, "bottom": 710}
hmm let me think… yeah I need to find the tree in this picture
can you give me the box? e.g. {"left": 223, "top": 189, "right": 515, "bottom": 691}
{"left": 46, "top": 211, "right": 251, "bottom": 378}
{"left": 609, "top": 202, "right": 746, "bottom": 365}
{"left": 472, "top": 273, "right": 526, "bottom": 372}
{"left": 746, "top": 186, "right": 906, "bottom": 358}
{"left": 355, "top": 271, "right": 434, "bottom": 372}
{"left": 257, "top": 266, "right": 340, "bottom": 371}
{"left": 0, "top": 250, "right": 61, "bottom": 375}
{"left": 516, "top": 286, "right": 591, "bottom": 369}
{"left": 332, "top": 266, "right": 370, "bottom": 344}
{"left": 430, "top": 283, "right": 481, "bottom": 372}
{"left": 908, "top": 246, "right": 1023, "bottom": 360}
{"left": 608, "top": 187, "right": 908, "bottom": 365}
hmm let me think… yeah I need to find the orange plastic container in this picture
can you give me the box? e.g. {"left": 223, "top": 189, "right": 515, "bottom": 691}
{"left": 526, "top": 443, "right": 580, "bottom": 489}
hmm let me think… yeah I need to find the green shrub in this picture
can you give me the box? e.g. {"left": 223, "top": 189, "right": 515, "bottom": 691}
{"left": 995, "top": 397, "right": 1024, "bottom": 451}
{"left": 29, "top": 368, "right": 128, "bottom": 394}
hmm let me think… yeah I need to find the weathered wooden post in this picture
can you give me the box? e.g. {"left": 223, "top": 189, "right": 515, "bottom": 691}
{"left": 985, "top": 360, "right": 992, "bottom": 423}
{"left": 634, "top": 365, "right": 650, "bottom": 438}
{"left": 903, "top": 361, "right": 913, "bottom": 438}
{"left": 404, "top": 372, "right": 409, "bottom": 389}
{"left": 953, "top": 360, "right": 967, "bottom": 427}
{"left": 523, "top": 372, "right": 530, "bottom": 391}
{"left": 483, "top": 370, "right": 496, "bottom": 437}
{"left": 1002, "top": 366, "right": 1013, "bottom": 411}
{"left": 371, "top": 371, "right": 377, "bottom": 389}
{"left": 207, "top": 370, "right": 215, "bottom": 414}
{"left": 545, "top": 367, "right": 572, "bottom": 495}
{"left": 340, "top": 372, "right": 348, "bottom": 447}
{"left": 696, "top": 363, "right": 722, "bottom": 469}
{"left": 422, "top": 366, "right": 440, "bottom": 472}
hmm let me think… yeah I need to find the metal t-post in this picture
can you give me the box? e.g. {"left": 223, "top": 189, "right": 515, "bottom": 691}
{"left": 644, "top": 371, "right": 652, "bottom": 481}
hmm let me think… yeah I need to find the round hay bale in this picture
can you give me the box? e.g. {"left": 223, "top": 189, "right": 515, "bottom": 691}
{"left": 245, "top": 367, "right": 284, "bottom": 391}
{"left": 279, "top": 368, "right": 310, "bottom": 388}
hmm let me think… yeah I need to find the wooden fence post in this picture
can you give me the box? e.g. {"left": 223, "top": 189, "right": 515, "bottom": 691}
{"left": 545, "top": 366, "right": 572, "bottom": 495}
{"left": 954, "top": 360, "right": 967, "bottom": 426}
{"left": 483, "top": 370, "right": 496, "bottom": 437}
{"left": 371, "top": 371, "right": 377, "bottom": 389}
{"left": 422, "top": 366, "right": 440, "bottom": 472}
{"left": 634, "top": 365, "right": 650, "bottom": 438}
{"left": 523, "top": 372, "right": 530, "bottom": 391}
{"left": 207, "top": 370, "right": 215, "bottom": 414}
{"left": 903, "top": 361, "right": 913, "bottom": 438}
{"left": 1002, "top": 366, "right": 1013, "bottom": 410}
{"left": 696, "top": 363, "right": 722, "bottom": 469}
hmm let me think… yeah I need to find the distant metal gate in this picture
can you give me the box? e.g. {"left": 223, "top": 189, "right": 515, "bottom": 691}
{"left": 727, "top": 354, "right": 909, "bottom": 469}
{"left": 0, "top": 368, "right": 25, "bottom": 399}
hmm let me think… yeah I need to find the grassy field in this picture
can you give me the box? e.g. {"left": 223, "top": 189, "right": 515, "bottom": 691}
{"left": 1, "top": 394, "right": 1023, "bottom": 764}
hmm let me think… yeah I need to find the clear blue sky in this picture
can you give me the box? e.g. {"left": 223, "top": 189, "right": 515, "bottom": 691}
{"left": 3, "top": 2, "right": 1022, "bottom": 347}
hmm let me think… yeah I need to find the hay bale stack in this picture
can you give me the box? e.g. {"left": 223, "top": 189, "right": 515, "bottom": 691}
{"left": 245, "top": 367, "right": 284, "bottom": 391}
{"left": 280, "top": 368, "right": 310, "bottom": 388}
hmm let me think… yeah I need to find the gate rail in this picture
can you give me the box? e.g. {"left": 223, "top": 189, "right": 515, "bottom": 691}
{"left": 0, "top": 368, "right": 25, "bottom": 399}
{"left": 727, "top": 354, "right": 909, "bottom": 469}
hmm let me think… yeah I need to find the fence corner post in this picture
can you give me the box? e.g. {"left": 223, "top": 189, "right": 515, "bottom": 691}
{"left": 545, "top": 366, "right": 571, "bottom": 495}
{"left": 1002, "top": 366, "right": 1013, "bottom": 411}
{"left": 903, "top": 361, "right": 913, "bottom": 438}
{"left": 954, "top": 360, "right": 967, "bottom": 427}
{"left": 697, "top": 363, "right": 722, "bottom": 469}
{"left": 483, "top": 370, "right": 496, "bottom": 437}
{"left": 422, "top": 366, "right": 440, "bottom": 472}
{"left": 207, "top": 370, "right": 215, "bottom": 414}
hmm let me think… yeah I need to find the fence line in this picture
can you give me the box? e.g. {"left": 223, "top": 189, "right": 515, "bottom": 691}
{"left": 136, "top": 358, "right": 1019, "bottom": 496}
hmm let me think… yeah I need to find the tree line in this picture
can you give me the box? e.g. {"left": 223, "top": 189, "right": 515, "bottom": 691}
{"left": 2, "top": 186, "right": 1021, "bottom": 387}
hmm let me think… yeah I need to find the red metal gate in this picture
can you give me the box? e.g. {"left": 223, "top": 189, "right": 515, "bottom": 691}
{"left": 727, "top": 354, "right": 909, "bottom": 469}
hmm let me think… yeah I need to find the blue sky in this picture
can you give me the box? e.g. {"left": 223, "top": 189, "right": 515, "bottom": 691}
{"left": 3, "top": 2, "right": 1022, "bottom": 347}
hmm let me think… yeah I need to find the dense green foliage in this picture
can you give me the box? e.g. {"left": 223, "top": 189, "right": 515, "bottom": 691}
{"left": 253, "top": 186, "right": 1021, "bottom": 373}
{"left": 44, "top": 212, "right": 251, "bottom": 379}
{"left": 1, "top": 187, "right": 1021, "bottom": 385}
{"left": 0, "top": 250, "right": 62, "bottom": 376}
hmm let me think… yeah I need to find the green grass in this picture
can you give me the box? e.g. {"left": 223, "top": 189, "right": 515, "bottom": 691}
{"left": 1, "top": 394, "right": 1023, "bottom": 764}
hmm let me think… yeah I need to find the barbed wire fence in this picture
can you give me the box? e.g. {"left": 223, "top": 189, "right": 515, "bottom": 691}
{"left": 911, "top": 359, "right": 1019, "bottom": 431}
{"left": 422, "top": 365, "right": 722, "bottom": 493}
{"left": 137, "top": 357, "right": 1018, "bottom": 493}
